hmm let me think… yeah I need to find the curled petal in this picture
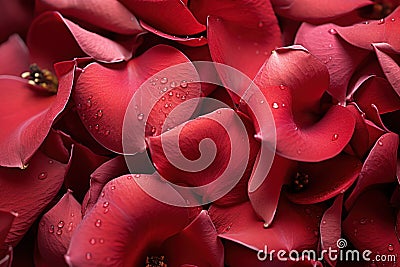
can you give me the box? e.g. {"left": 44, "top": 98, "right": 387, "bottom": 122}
{"left": 373, "top": 43, "right": 400, "bottom": 97}
{"left": 270, "top": 0, "right": 371, "bottom": 23}
{"left": 0, "top": 151, "right": 67, "bottom": 247}
{"left": 66, "top": 174, "right": 197, "bottom": 266}
{"left": 35, "top": 191, "right": 81, "bottom": 267}
{"left": 0, "top": 34, "right": 29, "bottom": 76}
{"left": 0, "top": 211, "right": 17, "bottom": 247}
{"left": 286, "top": 154, "right": 362, "bottom": 204}
{"left": 35, "top": 0, "right": 143, "bottom": 34}
{"left": 73, "top": 45, "right": 200, "bottom": 153}
{"left": 162, "top": 211, "right": 224, "bottom": 267}
{"left": 345, "top": 133, "right": 399, "bottom": 209}
{"left": 0, "top": 0, "right": 33, "bottom": 43}
{"left": 0, "top": 60, "right": 74, "bottom": 168}
{"left": 119, "top": 0, "right": 205, "bottom": 36}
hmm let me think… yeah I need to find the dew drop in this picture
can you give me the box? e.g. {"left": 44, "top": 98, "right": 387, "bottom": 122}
{"left": 105, "top": 130, "right": 110, "bottom": 136}
{"left": 272, "top": 102, "right": 279, "bottom": 109}
{"left": 281, "top": 103, "right": 286, "bottom": 107}
{"left": 89, "top": 238, "right": 96, "bottom": 245}
{"left": 168, "top": 91, "right": 174, "bottom": 97}
{"left": 363, "top": 21, "right": 370, "bottom": 24}
{"left": 95, "top": 219, "right": 102, "bottom": 227}
{"left": 58, "top": 221, "right": 64, "bottom": 228}
{"left": 263, "top": 223, "right": 269, "bottom": 228}
{"left": 101, "top": 192, "right": 105, "bottom": 197}
{"left": 48, "top": 160, "right": 53, "bottom": 164}
{"left": 38, "top": 172, "right": 48, "bottom": 180}
{"left": 135, "top": 174, "right": 141, "bottom": 178}
{"left": 86, "top": 252, "right": 92, "bottom": 260}
{"left": 255, "top": 50, "right": 260, "bottom": 55}
{"left": 86, "top": 99, "right": 92, "bottom": 107}
{"left": 258, "top": 21, "right": 263, "bottom": 28}
{"left": 388, "top": 244, "right": 394, "bottom": 251}
{"left": 279, "top": 84, "right": 286, "bottom": 90}
{"left": 378, "top": 140, "right": 383, "bottom": 146}
{"left": 137, "top": 113, "right": 144, "bottom": 121}
{"left": 103, "top": 208, "right": 109, "bottom": 214}
{"left": 67, "top": 222, "right": 73, "bottom": 232}
{"left": 332, "top": 134, "right": 339, "bottom": 141}
{"left": 180, "top": 80, "right": 188, "bottom": 88}
{"left": 103, "top": 202, "right": 109, "bottom": 208}
{"left": 322, "top": 220, "right": 327, "bottom": 225}
{"left": 181, "top": 95, "right": 186, "bottom": 100}
{"left": 170, "top": 81, "right": 177, "bottom": 88}
{"left": 164, "top": 103, "right": 169, "bottom": 108}
{"left": 297, "top": 149, "right": 302, "bottom": 154}
{"left": 176, "top": 92, "right": 181, "bottom": 98}
{"left": 111, "top": 186, "right": 115, "bottom": 190}
{"left": 217, "top": 110, "right": 221, "bottom": 114}
{"left": 328, "top": 44, "right": 333, "bottom": 48}
{"left": 260, "top": 100, "right": 264, "bottom": 104}
{"left": 359, "top": 218, "right": 367, "bottom": 225}
{"left": 49, "top": 225, "right": 54, "bottom": 233}
{"left": 378, "top": 18, "right": 385, "bottom": 24}
{"left": 127, "top": 175, "right": 132, "bottom": 180}
{"left": 99, "top": 238, "right": 104, "bottom": 244}
{"left": 391, "top": 18, "right": 395, "bottom": 22}
{"left": 97, "top": 110, "right": 103, "bottom": 118}
{"left": 56, "top": 229, "right": 62, "bottom": 235}
{"left": 94, "top": 124, "right": 100, "bottom": 131}
{"left": 328, "top": 28, "right": 337, "bottom": 34}
{"left": 160, "top": 77, "right": 168, "bottom": 84}
{"left": 151, "top": 126, "right": 156, "bottom": 134}
{"left": 294, "top": 126, "right": 298, "bottom": 131}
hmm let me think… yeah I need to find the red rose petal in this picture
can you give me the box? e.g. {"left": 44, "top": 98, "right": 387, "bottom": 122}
{"left": 249, "top": 154, "right": 296, "bottom": 226}
{"left": 336, "top": 7, "right": 400, "bottom": 53}
{"left": 0, "top": 151, "right": 67, "bottom": 247}
{"left": 27, "top": 12, "right": 134, "bottom": 67}
{"left": 345, "top": 133, "right": 398, "bottom": 209}
{"left": 119, "top": 0, "right": 205, "bottom": 36}
{"left": 270, "top": 0, "right": 371, "bottom": 23}
{"left": 66, "top": 174, "right": 197, "bottom": 266}
{"left": 347, "top": 105, "right": 370, "bottom": 158}
{"left": 0, "top": 0, "right": 33, "bottom": 43}
{"left": 35, "top": 0, "right": 143, "bottom": 34}
{"left": 0, "top": 211, "right": 16, "bottom": 247}
{"left": 373, "top": 43, "right": 400, "bottom": 97}
{"left": 295, "top": 23, "right": 369, "bottom": 103}
{"left": 74, "top": 45, "right": 201, "bottom": 153}
{"left": 0, "top": 60, "right": 74, "bottom": 168}
{"left": 286, "top": 154, "right": 362, "bottom": 204}
{"left": 343, "top": 189, "right": 400, "bottom": 262}
{"left": 0, "top": 34, "right": 29, "bottom": 76}
{"left": 162, "top": 211, "right": 224, "bottom": 267}
{"left": 320, "top": 195, "right": 343, "bottom": 266}
{"left": 35, "top": 191, "right": 81, "bottom": 267}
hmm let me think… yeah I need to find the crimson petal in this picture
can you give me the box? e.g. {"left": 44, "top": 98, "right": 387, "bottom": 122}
{"left": 373, "top": 43, "right": 400, "bottom": 97}
{"left": 0, "top": 0, "right": 33, "bottom": 43}
{"left": 286, "top": 154, "right": 362, "bottom": 204}
{"left": 162, "top": 210, "right": 224, "bottom": 267}
{"left": 190, "top": 0, "right": 281, "bottom": 80}
{"left": 35, "top": 0, "right": 143, "bottom": 35}
{"left": 119, "top": 0, "right": 205, "bottom": 36}
{"left": 295, "top": 23, "right": 369, "bottom": 103}
{"left": 0, "top": 34, "right": 29, "bottom": 76}
{"left": 35, "top": 191, "right": 81, "bottom": 267}
{"left": 74, "top": 45, "right": 200, "bottom": 153}
{"left": 0, "top": 151, "right": 67, "bottom": 247}
{"left": 345, "top": 132, "right": 398, "bottom": 209}
{"left": 66, "top": 174, "right": 197, "bottom": 266}
{"left": 0, "top": 60, "right": 74, "bottom": 168}
{"left": 270, "top": 0, "right": 371, "bottom": 23}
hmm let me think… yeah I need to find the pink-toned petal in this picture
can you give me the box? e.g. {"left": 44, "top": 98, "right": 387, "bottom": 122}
{"left": 249, "top": 155, "right": 296, "bottom": 226}
{"left": 353, "top": 76, "right": 400, "bottom": 114}
{"left": 27, "top": 12, "right": 134, "bottom": 67}
{"left": 271, "top": 0, "right": 371, "bottom": 23}
{"left": 286, "top": 154, "right": 362, "bottom": 204}
{"left": 66, "top": 174, "right": 197, "bottom": 266}
{"left": 373, "top": 43, "right": 400, "bottom": 96}
{"left": 0, "top": 60, "right": 74, "bottom": 168}
{"left": 345, "top": 133, "right": 398, "bottom": 209}
{"left": 295, "top": 23, "right": 369, "bottom": 103}
{"left": 0, "top": 0, "right": 34, "bottom": 43}
{"left": 0, "top": 34, "right": 29, "bottom": 76}
{"left": 162, "top": 211, "right": 224, "bottom": 267}
{"left": 347, "top": 105, "right": 370, "bottom": 158}
{"left": 35, "top": 0, "right": 143, "bottom": 35}
{"left": 195, "top": 0, "right": 280, "bottom": 80}
{"left": 119, "top": 0, "right": 205, "bottom": 36}
{"left": 209, "top": 197, "right": 324, "bottom": 252}
{"left": 140, "top": 22, "right": 207, "bottom": 47}
{"left": 74, "top": 45, "right": 200, "bottom": 153}
{"left": 343, "top": 189, "right": 400, "bottom": 263}
{"left": 35, "top": 191, "right": 81, "bottom": 267}
{"left": 0, "top": 151, "right": 67, "bottom": 247}
{"left": 320, "top": 195, "right": 343, "bottom": 266}
{"left": 336, "top": 7, "right": 400, "bottom": 53}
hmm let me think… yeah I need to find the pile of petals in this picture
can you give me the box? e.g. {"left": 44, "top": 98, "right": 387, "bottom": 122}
{"left": 0, "top": 0, "right": 399, "bottom": 266}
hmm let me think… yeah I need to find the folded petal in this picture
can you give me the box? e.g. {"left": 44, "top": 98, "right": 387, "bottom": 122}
{"left": 66, "top": 174, "right": 197, "bottom": 266}
{"left": 295, "top": 23, "right": 369, "bottom": 103}
{"left": 0, "top": 34, "right": 29, "bottom": 76}
{"left": 35, "top": 191, "right": 82, "bottom": 267}
{"left": 373, "top": 43, "right": 400, "bottom": 96}
{"left": 162, "top": 210, "right": 224, "bottom": 267}
{"left": 190, "top": 0, "right": 281, "bottom": 80}
{"left": 0, "top": 151, "right": 67, "bottom": 247}
{"left": 345, "top": 132, "right": 398, "bottom": 209}
{"left": 286, "top": 154, "right": 362, "bottom": 204}
{"left": 35, "top": 0, "right": 143, "bottom": 35}
{"left": 0, "top": 211, "right": 16, "bottom": 248}
{"left": 0, "top": 60, "right": 74, "bottom": 168}
{"left": 27, "top": 12, "right": 134, "bottom": 66}
{"left": 74, "top": 45, "right": 201, "bottom": 153}
{"left": 271, "top": 0, "right": 371, "bottom": 23}
{"left": 0, "top": 0, "right": 33, "bottom": 43}
{"left": 343, "top": 189, "right": 399, "bottom": 263}
{"left": 336, "top": 7, "right": 400, "bottom": 53}
{"left": 119, "top": 0, "right": 205, "bottom": 36}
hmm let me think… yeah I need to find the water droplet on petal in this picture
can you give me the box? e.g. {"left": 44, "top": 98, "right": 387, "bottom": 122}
{"left": 103, "top": 202, "right": 109, "bottom": 208}
{"left": 170, "top": 81, "right": 177, "bottom": 88}
{"left": 279, "top": 84, "right": 286, "bottom": 90}
{"left": 297, "top": 149, "right": 302, "bottom": 154}
{"left": 135, "top": 174, "right": 141, "bottom": 178}
{"left": 181, "top": 95, "right": 186, "bottom": 100}
{"left": 89, "top": 238, "right": 96, "bottom": 245}
{"left": 101, "top": 192, "right": 105, "bottom": 197}
{"left": 49, "top": 225, "right": 54, "bottom": 233}
{"left": 67, "top": 222, "right": 73, "bottom": 232}
{"left": 363, "top": 21, "right": 370, "bottom": 24}
{"left": 86, "top": 252, "right": 92, "bottom": 260}
{"left": 260, "top": 100, "right": 264, "bottom": 104}
{"left": 97, "top": 110, "right": 103, "bottom": 118}
{"left": 378, "top": 18, "right": 385, "bottom": 24}
{"left": 258, "top": 21, "right": 263, "bottom": 28}
{"left": 95, "top": 219, "right": 102, "bottom": 227}
{"left": 388, "top": 244, "right": 394, "bottom": 251}
{"left": 86, "top": 99, "right": 92, "bottom": 107}
{"left": 294, "top": 126, "right": 298, "bottom": 131}
{"left": 103, "top": 208, "right": 109, "bottom": 214}
{"left": 272, "top": 102, "right": 279, "bottom": 109}
{"left": 263, "top": 223, "right": 269, "bottom": 228}
{"left": 160, "top": 77, "right": 168, "bottom": 84}
{"left": 58, "top": 221, "right": 64, "bottom": 228}
{"left": 322, "top": 220, "right": 327, "bottom": 224}
{"left": 378, "top": 140, "right": 383, "bottom": 146}
{"left": 94, "top": 124, "right": 100, "bottom": 131}
{"left": 328, "top": 28, "right": 337, "bottom": 34}
{"left": 180, "top": 80, "right": 188, "bottom": 88}
{"left": 105, "top": 130, "right": 110, "bottom": 136}
{"left": 56, "top": 229, "right": 62, "bottom": 235}
{"left": 332, "top": 134, "right": 339, "bottom": 141}
{"left": 111, "top": 186, "right": 115, "bottom": 190}
{"left": 99, "top": 238, "right": 104, "bottom": 244}
{"left": 391, "top": 18, "right": 395, "bottom": 22}
{"left": 137, "top": 113, "right": 144, "bottom": 121}
{"left": 38, "top": 172, "right": 47, "bottom": 180}
{"left": 359, "top": 218, "right": 367, "bottom": 225}
{"left": 328, "top": 44, "right": 333, "bottom": 48}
